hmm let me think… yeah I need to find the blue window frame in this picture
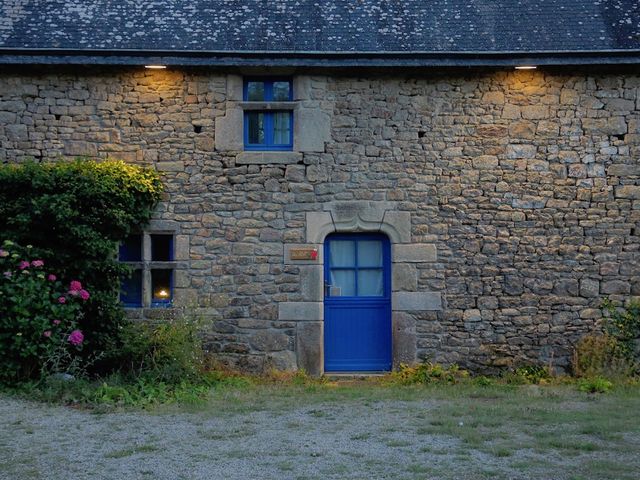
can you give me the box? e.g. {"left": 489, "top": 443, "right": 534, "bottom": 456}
{"left": 243, "top": 78, "right": 293, "bottom": 151}
{"left": 324, "top": 233, "right": 391, "bottom": 299}
{"left": 119, "top": 233, "right": 174, "bottom": 308}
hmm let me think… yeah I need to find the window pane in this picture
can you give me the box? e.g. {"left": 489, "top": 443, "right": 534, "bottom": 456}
{"left": 246, "top": 112, "right": 265, "bottom": 144}
{"left": 247, "top": 81, "right": 265, "bottom": 101}
{"left": 273, "top": 112, "right": 291, "bottom": 145}
{"left": 120, "top": 269, "right": 142, "bottom": 306}
{"left": 358, "top": 270, "right": 384, "bottom": 296}
{"left": 330, "top": 241, "right": 355, "bottom": 267}
{"left": 330, "top": 269, "right": 356, "bottom": 297}
{"left": 272, "top": 81, "right": 291, "bottom": 101}
{"left": 358, "top": 240, "right": 383, "bottom": 267}
{"left": 151, "top": 234, "right": 173, "bottom": 261}
{"left": 119, "top": 234, "right": 142, "bottom": 261}
{"left": 151, "top": 269, "right": 172, "bottom": 304}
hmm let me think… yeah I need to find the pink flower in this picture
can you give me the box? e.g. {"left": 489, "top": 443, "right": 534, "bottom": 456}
{"left": 47, "top": 274, "right": 57, "bottom": 281}
{"left": 18, "top": 261, "right": 30, "bottom": 270}
{"left": 43, "top": 330, "right": 52, "bottom": 338}
{"left": 68, "top": 330, "right": 84, "bottom": 346}
{"left": 78, "top": 289, "right": 90, "bottom": 301}
{"left": 3, "top": 271, "right": 11, "bottom": 278}
{"left": 69, "top": 280, "right": 82, "bottom": 292}
{"left": 31, "top": 260, "right": 44, "bottom": 268}
{"left": 53, "top": 319, "right": 61, "bottom": 326}
{"left": 0, "top": 249, "right": 8, "bottom": 258}
{"left": 58, "top": 296, "right": 66, "bottom": 304}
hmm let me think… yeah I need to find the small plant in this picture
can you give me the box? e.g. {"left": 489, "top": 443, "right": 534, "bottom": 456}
{"left": 577, "top": 376, "right": 613, "bottom": 394}
{"left": 392, "top": 361, "right": 469, "bottom": 385}
{"left": 572, "top": 333, "right": 635, "bottom": 379}
{"left": 503, "top": 364, "right": 552, "bottom": 385}
{"left": 602, "top": 298, "right": 640, "bottom": 363}
{"left": 118, "top": 312, "right": 207, "bottom": 384}
{"left": 474, "top": 375, "right": 495, "bottom": 387}
{"left": 0, "top": 240, "right": 90, "bottom": 383}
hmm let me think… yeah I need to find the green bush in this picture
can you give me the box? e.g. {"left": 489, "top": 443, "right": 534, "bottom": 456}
{"left": 602, "top": 299, "right": 640, "bottom": 364}
{"left": 118, "top": 313, "right": 206, "bottom": 384}
{"left": 577, "top": 376, "right": 613, "bottom": 394}
{"left": 572, "top": 333, "right": 635, "bottom": 379}
{"left": 502, "top": 364, "right": 552, "bottom": 385}
{"left": 0, "top": 240, "right": 89, "bottom": 383}
{"left": 0, "top": 159, "right": 162, "bottom": 368}
{"left": 392, "top": 361, "right": 469, "bottom": 385}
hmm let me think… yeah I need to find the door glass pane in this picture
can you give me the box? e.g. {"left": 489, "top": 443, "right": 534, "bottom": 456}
{"left": 273, "top": 112, "right": 291, "bottom": 145}
{"left": 246, "top": 81, "right": 265, "bottom": 101}
{"left": 330, "top": 241, "right": 355, "bottom": 267}
{"left": 330, "top": 269, "right": 356, "bottom": 297}
{"left": 246, "top": 112, "right": 265, "bottom": 144}
{"left": 358, "top": 240, "right": 382, "bottom": 267}
{"left": 358, "top": 269, "right": 383, "bottom": 296}
{"left": 272, "top": 81, "right": 291, "bottom": 101}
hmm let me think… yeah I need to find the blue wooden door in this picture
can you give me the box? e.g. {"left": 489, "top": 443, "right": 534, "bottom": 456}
{"left": 324, "top": 233, "right": 392, "bottom": 372}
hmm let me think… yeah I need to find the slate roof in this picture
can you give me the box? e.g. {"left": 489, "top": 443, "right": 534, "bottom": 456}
{"left": 1, "top": 0, "right": 640, "bottom": 66}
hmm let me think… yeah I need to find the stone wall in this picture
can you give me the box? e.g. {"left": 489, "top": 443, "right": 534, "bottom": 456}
{"left": 1, "top": 66, "right": 639, "bottom": 373}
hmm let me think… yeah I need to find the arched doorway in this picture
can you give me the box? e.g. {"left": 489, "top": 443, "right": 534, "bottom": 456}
{"left": 323, "top": 232, "right": 392, "bottom": 372}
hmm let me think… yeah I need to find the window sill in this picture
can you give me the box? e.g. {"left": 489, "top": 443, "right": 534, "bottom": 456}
{"left": 236, "top": 151, "right": 302, "bottom": 165}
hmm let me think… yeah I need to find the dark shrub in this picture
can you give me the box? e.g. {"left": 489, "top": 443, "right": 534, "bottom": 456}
{"left": 0, "top": 159, "right": 162, "bottom": 371}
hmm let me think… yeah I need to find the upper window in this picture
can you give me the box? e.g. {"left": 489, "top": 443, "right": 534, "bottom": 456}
{"left": 243, "top": 78, "right": 293, "bottom": 151}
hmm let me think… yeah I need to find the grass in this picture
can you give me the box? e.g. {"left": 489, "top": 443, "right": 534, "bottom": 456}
{"left": 2, "top": 373, "right": 640, "bottom": 479}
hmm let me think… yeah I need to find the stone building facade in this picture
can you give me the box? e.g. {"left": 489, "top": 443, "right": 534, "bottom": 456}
{"left": 1, "top": 66, "right": 639, "bottom": 374}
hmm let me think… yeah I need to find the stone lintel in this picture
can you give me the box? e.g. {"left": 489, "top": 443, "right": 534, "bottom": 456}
{"left": 393, "top": 244, "right": 437, "bottom": 263}
{"left": 236, "top": 151, "right": 303, "bottom": 165}
{"left": 383, "top": 211, "right": 411, "bottom": 243}
{"left": 392, "top": 292, "right": 442, "bottom": 311}
{"left": 306, "top": 211, "right": 334, "bottom": 243}
{"left": 279, "top": 302, "right": 323, "bottom": 321}
{"left": 147, "top": 219, "right": 180, "bottom": 232}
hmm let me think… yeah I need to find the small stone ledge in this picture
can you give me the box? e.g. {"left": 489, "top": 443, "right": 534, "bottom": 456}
{"left": 236, "top": 151, "right": 303, "bottom": 165}
{"left": 393, "top": 244, "right": 437, "bottom": 263}
{"left": 279, "top": 302, "right": 323, "bottom": 321}
{"left": 392, "top": 292, "right": 442, "bottom": 311}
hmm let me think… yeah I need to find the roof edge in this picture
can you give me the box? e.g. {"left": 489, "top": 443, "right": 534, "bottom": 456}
{"left": 1, "top": 47, "right": 640, "bottom": 57}
{"left": 0, "top": 49, "right": 639, "bottom": 67}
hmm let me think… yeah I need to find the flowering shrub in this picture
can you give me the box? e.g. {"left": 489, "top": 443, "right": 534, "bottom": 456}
{"left": 0, "top": 159, "right": 162, "bottom": 367}
{"left": 0, "top": 240, "right": 90, "bottom": 383}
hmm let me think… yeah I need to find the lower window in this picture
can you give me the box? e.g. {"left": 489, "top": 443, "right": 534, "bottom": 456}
{"left": 119, "top": 233, "right": 175, "bottom": 308}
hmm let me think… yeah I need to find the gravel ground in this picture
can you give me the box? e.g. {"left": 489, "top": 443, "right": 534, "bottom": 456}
{"left": 0, "top": 392, "right": 638, "bottom": 480}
